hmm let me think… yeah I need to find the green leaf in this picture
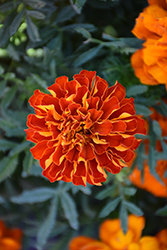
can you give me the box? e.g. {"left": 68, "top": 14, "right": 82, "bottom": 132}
{"left": 161, "top": 140, "right": 167, "bottom": 158}
{"left": 25, "top": 0, "right": 46, "bottom": 9}
{"left": 9, "top": 10, "right": 24, "bottom": 36}
{"left": 0, "top": 155, "right": 18, "bottom": 183}
{"left": 36, "top": 197, "right": 58, "bottom": 250}
{"left": 27, "top": 10, "right": 45, "bottom": 20}
{"left": 9, "top": 141, "right": 31, "bottom": 157}
{"left": 11, "top": 187, "right": 56, "bottom": 204}
{"left": 0, "top": 139, "right": 17, "bottom": 152}
{"left": 99, "top": 197, "right": 121, "bottom": 218}
{"left": 73, "top": 45, "right": 103, "bottom": 67}
{"left": 1, "top": 85, "right": 17, "bottom": 109}
{"left": 75, "top": 27, "right": 91, "bottom": 39}
{"left": 0, "top": 66, "right": 5, "bottom": 75}
{"left": 6, "top": 127, "right": 25, "bottom": 137}
{"left": 70, "top": 0, "right": 87, "bottom": 14}
{"left": 96, "top": 185, "right": 117, "bottom": 200}
{"left": 135, "top": 104, "right": 152, "bottom": 117}
{"left": 123, "top": 201, "right": 143, "bottom": 216}
{"left": 126, "top": 85, "right": 148, "bottom": 97}
{"left": 0, "top": 81, "right": 6, "bottom": 96}
{"left": 119, "top": 202, "right": 128, "bottom": 234}
{"left": 123, "top": 187, "right": 137, "bottom": 196}
{"left": 26, "top": 14, "right": 40, "bottom": 42}
{"left": 156, "top": 205, "right": 167, "bottom": 216}
{"left": 152, "top": 120, "right": 162, "bottom": 138}
{"left": 55, "top": 5, "right": 76, "bottom": 23}
{"left": 60, "top": 192, "right": 78, "bottom": 230}
{"left": 0, "top": 2, "right": 15, "bottom": 12}
{"left": 0, "top": 196, "right": 5, "bottom": 203}
{"left": 23, "top": 150, "right": 34, "bottom": 173}
{"left": 4, "top": 72, "right": 15, "bottom": 80}
{"left": 31, "top": 74, "right": 48, "bottom": 89}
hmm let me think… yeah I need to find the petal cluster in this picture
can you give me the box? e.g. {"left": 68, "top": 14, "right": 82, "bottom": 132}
{"left": 69, "top": 215, "right": 165, "bottom": 250}
{"left": 0, "top": 221, "right": 22, "bottom": 250}
{"left": 25, "top": 70, "right": 146, "bottom": 186}
{"left": 131, "top": 0, "right": 167, "bottom": 89}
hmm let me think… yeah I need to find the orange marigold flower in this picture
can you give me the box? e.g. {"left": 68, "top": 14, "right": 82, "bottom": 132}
{"left": 0, "top": 221, "right": 22, "bottom": 250}
{"left": 69, "top": 215, "right": 145, "bottom": 250}
{"left": 156, "top": 229, "right": 167, "bottom": 250}
{"left": 25, "top": 70, "right": 146, "bottom": 186}
{"left": 99, "top": 215, "right": 145, "bottom": 250}
{"left": 131, "top": 1, "right": 167, "bottom": 89}
{"left": 69, "top": 236, "right": 111, "bottom": 250}
{"left": 129, "top": 160, "right": 167, "bottom": 197}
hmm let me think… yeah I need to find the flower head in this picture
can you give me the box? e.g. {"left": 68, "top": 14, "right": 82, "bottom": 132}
{"left": 69, "top": 215, "right": 162, "bottom": 250}
{"left": 131, "top": 1, "right": 167, "bottom": 89}
{"left": 0, "top": 221, "right": 22, "bottom": 250}
{"left": 25, "top": 70, "right": 146, "bottom": 186}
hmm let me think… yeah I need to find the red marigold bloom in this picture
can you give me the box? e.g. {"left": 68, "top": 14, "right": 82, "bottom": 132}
{"left": 25, "top": 70, "right": 146, "bottom": 186}
{"left": 0, "top": 221, "right": 22, "bottom": 250}
{"left": 131, "top": 0, "right": 167, "bottom": 89}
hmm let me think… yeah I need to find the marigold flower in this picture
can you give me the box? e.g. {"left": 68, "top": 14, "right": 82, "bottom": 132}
{"left": 25, "top": 70, "right": 146, "bottom": 186}
{"left": 69, "top": 215, "right": 147, "bottom": 250}
{"left": 156, "top": 229, "right": 167, "bottom": 250}
{"left": 129, "top": 160, "right": 167, "bottom": 197}
{"left": 131, "top": 0, "right": 167, "bottom": 89}
{"left": 0, "top": 221, "right": 22, "bottom": 250}
{"left": 99, "top": 215, "right": 145, "bottom": 250}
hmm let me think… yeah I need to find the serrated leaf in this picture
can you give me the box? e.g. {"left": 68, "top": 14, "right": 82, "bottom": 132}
{"left": 0, "top": 155, "right": 18, "bottom": 183}
{"left": 135, "top": 104, "right": 152, "bottom": 116}
{"left": 27, "top": 10, "right": 45, "bottom": 20}
{"left": 36, "top": 197, "right": 58, "bottom": 250}
{"left": 25, "top": 0, "right": 46, "bottom": 9}
{"left": 152, "top": 120, "right": 162, "bottom": 138}
{"left": 119, "top": 202, "right": 128, "bottom": 234}
{"left": 26, "top": 14, "right": 40, "bottom": 42}
{"left": 123, "top": 187, "right": 137, "bottom": 196}
{"left": 62, "top": 23, "right": 96, "bottom": 32}
{"left": 1, "top": 85, "right": 17, "bottom": 109}
{"left": 0, "top": 2, "right": 15, "bottom": 12}
{"left": 0, "top": 81, "right": 6, "bottom": 96}
{"left": 123, "top": 201, "right": 143, "bottom": 216}
{"left": 60, "top": 192, "right": 78, "bottom": 230}
{"left": 148, "top": 145, "right": 157, "bottom": 174}
{"left": 161, "top": 140, "right": 167, "bottom": 158}
{"left": 71, "top": 185, "right": 91, "bottom": 195}
{"left": 0, "top": 139, "right": 17, "bottom": 152}
{"left": 9, "top": 10, "right": 24, "bottom": 36}
{"left": 73, "top": 45, "right": 103, "bottom": 67}
{"left": 156, "top": 205, "right": 167, "bottom": 216}
{"left": 9, "top": 141, "right": 31, "bottom": 157}
{"left": 11, "top": 187, "right": 56, "bottom": 204}
{"left": 4, "top": 72, "right": 15, "bottom": 80}
{"left": 70, "top": 0, "right": 87, "bottom": 14}
{"left": 55, "top": 5, "right": 76, "bottom": 23}
{"left": 75, "top": 27, "right": 91, "bottom": 39}
{"left": 31, "top": 74, "right": 48, "bottom": 89}
{"left": 99, "top": 197, "right": 121, "bottom": 218}
{"left": 23, "top": 150, "right": 34, "bottom": 173}
{"left": 6, "top": 127, "right": 25, "bottom": 137}
{"left": 96, "top": 185, "right": 117, "bottom": 200}
{"left": 126, "top": 85, "right": 148, "bottom": 97}
{"left": 0, "top": 66, "right": 5, "bottom": 75}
